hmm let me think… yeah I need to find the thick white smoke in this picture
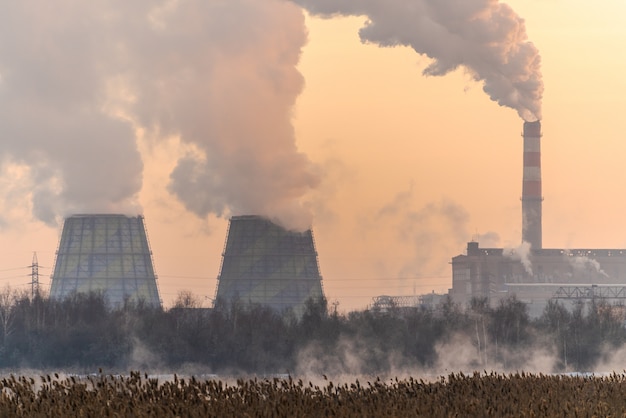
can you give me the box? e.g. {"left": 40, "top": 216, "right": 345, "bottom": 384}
{"left": 568, "top": 254, "right": 609, "bottom": 279}
{"left": 504, "top": 241, "right": 533, "bottom": 276}
{"left": 125, "top": 1, "right": 320, "bottom": 230}
{"left": 293, "top": 0, "right": 543, "bottom": 121}
{"left": 0, "top": 1, "right": 319, "bottom": 230}
{"left": 0, "top": 3, "right": 143, "bottom": 224}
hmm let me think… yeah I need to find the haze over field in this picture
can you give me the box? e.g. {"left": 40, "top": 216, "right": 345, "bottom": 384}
{"left": 0, "top": 1, "right": 625, "bottom": 310}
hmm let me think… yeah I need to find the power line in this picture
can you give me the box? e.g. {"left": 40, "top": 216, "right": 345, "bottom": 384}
{"left": 0, "top": 275, "right": 30, "bottom": 281}
{"left": 157, "top": 275, "right": 450, "bottom": 282}
{"left": 0, "top": 267, "right": 29, "bottom": 273}
{"left": 158, "top": 275, "right": 215, "bottom": 280}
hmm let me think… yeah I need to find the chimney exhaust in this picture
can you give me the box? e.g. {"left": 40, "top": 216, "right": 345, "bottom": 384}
{"left": 522, "top": 121, "right": 543, "bottom": 250}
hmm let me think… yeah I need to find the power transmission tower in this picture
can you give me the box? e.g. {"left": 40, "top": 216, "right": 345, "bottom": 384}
{"left": 28, "top": 252, "right": 39, "bottom": 299}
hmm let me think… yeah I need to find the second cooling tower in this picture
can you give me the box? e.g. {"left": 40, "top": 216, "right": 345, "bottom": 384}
{"left": 214, "top": 215, "right": 325, "bottom": 313}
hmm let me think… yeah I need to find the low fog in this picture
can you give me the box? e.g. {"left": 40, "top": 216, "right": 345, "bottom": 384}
{"left": 0, "top": 288, "right": 624, "bottom": 381}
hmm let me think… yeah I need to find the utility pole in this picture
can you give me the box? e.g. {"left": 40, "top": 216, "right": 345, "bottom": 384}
{"left": 28, "top": 252, "right": 39, "bottom": 299}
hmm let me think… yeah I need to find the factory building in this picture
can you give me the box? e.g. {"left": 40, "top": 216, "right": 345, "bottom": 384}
{"left": 449, "top": 121, "right": 626, "bottom": 316}
{"left": 213, "top": 215, "right": 325, "bottom": 315}
{"left": 449, "top": 242, "right": 626, "bottom": 316}
{"left": 49, "top": 214, "right": 162, "bottom": 308}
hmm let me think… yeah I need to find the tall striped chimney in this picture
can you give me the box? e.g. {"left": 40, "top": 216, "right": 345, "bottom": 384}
{"left": 522, "top": 121, "right": 542, "bottom": 250}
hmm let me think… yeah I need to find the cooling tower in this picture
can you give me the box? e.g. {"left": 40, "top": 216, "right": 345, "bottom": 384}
{"left": 49, "top": 214, "right": 162, "bottom": 308}
{"left": 522, "top": 121, "right": 542, "bottom": 250}
{"left": 214, "top": 215, "right": 325, "bottom": 314}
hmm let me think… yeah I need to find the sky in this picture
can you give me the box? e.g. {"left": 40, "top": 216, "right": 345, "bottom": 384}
{"left": 1, "top": 1, "right": 626, "bottom": 312}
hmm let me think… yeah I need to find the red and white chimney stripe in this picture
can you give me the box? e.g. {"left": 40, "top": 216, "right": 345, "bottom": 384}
{"left": 522, "top": 121, "right": 542, "bottom": 250}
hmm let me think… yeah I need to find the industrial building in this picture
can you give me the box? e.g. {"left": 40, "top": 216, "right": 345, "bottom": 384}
{"left": 449, "top": 121, "right": 626, "bottom": 317}
{"left": 49, "top": 214, "right": 162, "bottom": 308}
{"left": 449, "top": 242, "right": 626, "bottom": 316}
{"left": 213, "top": 215, "right": 325, "bottom": 315}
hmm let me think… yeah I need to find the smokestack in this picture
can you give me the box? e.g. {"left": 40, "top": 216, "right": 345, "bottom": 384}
{"left": 522, "top": 121, "right": 542, "bottom": 250}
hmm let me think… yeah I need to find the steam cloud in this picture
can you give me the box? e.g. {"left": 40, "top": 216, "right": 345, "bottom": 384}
{"left": 568, "top": 254, "right": 609, "bottom": 279}
{"left": 0, "top": 2, "right": 143, "bottom": 224}
{"left": 505, "top": 241, "right": 533, "bottom": 276}
{"left": 377, "top": 194, "right": 472, "bottom": 279}
{"left": 0, "top": 1, "right": 319, "bottom": 230}
{"left": 0, "top": 0, "right": 541, "bottom": 230}
{"left": 293, "top": 0, "right": 543, "bottom": 121}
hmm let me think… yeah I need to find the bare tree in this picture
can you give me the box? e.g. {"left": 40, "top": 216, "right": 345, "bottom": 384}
{"left": 173, "top": 290, "right": 203, "bottom": 309}
{"left": 0, "top": 286, "right": 20, "bottom": 346}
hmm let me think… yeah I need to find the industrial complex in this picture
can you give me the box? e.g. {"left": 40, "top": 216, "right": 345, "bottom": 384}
{"left": 45, "top": 121, "right": 626, "bottom": 317}
{"left": 370, "top": 121, "right": 626, "bottom": 316}
{"left": 448, "top": 121, "right": 626, "bottom": 316}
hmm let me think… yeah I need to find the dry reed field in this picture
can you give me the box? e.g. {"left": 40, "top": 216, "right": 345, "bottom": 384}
{"left": 0, "top": 371, "right": 624, "bottom": 416}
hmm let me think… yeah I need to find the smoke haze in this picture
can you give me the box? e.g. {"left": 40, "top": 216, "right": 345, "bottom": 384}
{"left": 293, "top": 0, "right": 543, "bottom": 121}
{"left": 568, "top": 255, "right": 609, "bottom": 279}
{"left": 0, "top": 1, "right": 319, "bottom": 230}
{"left": 376, "top": 193, "right": 472, "bottom": 279}
{"left": 0, "top": 0, "right": 541, "bottom": 232}
{"left": 127, "top": 1, "right": 320, "bottom": 231}
{"left": 504, "top": 241, "right": 533, "bottom": 276}
{"left": 0, "top": 2, "right": 143, "bottom": 224}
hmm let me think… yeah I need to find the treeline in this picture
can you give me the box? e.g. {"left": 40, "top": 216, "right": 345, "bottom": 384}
{"left": 0, "top": 288, "right": 623, "bottom": 374}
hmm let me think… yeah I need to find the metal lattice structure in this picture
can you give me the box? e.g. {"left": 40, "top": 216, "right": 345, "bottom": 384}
{"left": 214, "top": 215, "right": 325, "bottom": 314}
{"left": 371, "top": 295, "right": 422, "bottom": 311}
{"left": 49, "top": 214, "right": 162, "bottom": 308}
{"left": 551, "top": 285, "right": 626, "bottom": 301}
{"left": 29, "top": 252, "right": 39, "bottom": 298}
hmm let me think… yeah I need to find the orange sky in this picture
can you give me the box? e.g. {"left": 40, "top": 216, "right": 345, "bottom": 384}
{"left": 2, "top": 2, "right": 626, "bottom": 312}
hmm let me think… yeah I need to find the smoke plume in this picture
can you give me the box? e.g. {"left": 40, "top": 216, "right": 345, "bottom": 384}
{"left": 374, "top": 187, "right": 472, "bottom": 282}
{"left": 0, "top": 2, "right": 143, "bottom": 225}
{"left": 293, "top": 0, "right": 543, "bottom": 121}
{"left": 127, "top": 1, "right": 320, "bottom": 230}
{"left": 0, "top": 1, "right": 319, "bottom": 230}
{"left": 504, "top": 241, "right": 533, "bottom": 276}
{"left": 568, "top": 254, "right": 609, "bottom": 279}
